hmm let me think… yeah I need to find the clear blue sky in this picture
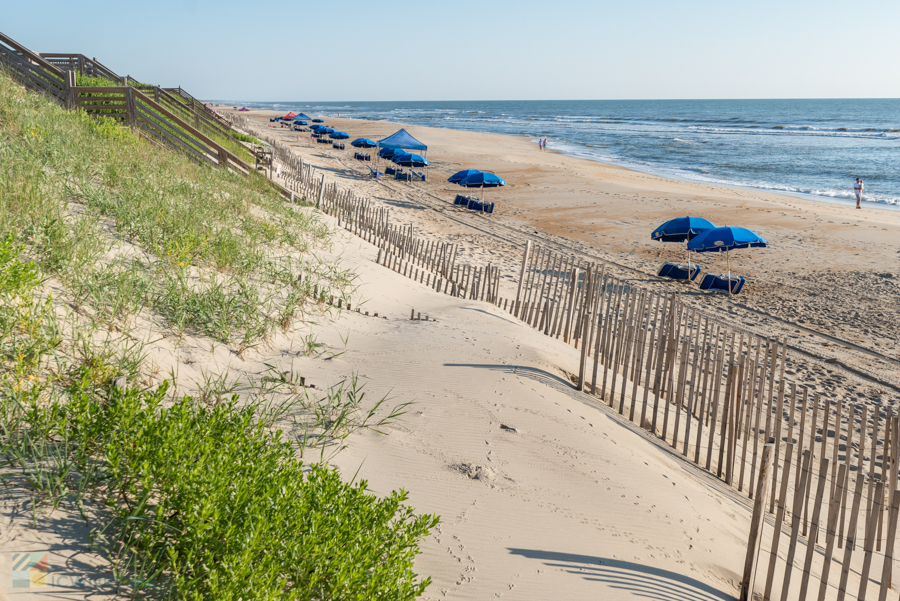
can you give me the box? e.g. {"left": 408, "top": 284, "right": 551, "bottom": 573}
{"left": 5, "top": 0, "right": 899, "bottom": 101}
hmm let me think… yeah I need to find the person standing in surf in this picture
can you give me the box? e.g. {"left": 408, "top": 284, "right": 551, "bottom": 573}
{"left": 854, "top": 178, "right": 864, "bottom": 209}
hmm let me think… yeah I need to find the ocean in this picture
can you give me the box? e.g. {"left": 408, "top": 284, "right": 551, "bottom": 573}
{"left": 224, "top": 99, "right": 900, "bottom": 207}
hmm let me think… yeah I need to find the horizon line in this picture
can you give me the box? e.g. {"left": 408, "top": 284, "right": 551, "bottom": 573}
{"left": 210, "top": 97, "right": 900, "bottom": 104}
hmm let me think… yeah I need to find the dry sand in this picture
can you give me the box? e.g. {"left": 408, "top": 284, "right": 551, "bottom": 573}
{"left": 240, "top": 109, "right": 900, "bottom": 407}
{"left": 223, "top": 107, "right": 898, "bottom": 599}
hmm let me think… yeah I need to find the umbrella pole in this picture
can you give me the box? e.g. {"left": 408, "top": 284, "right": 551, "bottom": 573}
{"left": 686, "top": 242, "right": 691, "bottom": 281}
{"left": 723, "top": 222, "right": 731, "bottom": 295}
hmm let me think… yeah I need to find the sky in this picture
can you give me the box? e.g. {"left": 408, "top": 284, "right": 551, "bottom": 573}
{"left": 5, "top": 0, "right": 900, "bottom": 102}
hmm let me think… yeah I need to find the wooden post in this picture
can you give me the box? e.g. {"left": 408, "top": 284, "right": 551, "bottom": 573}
{"left": 837, "top": 442, "right": 868, "bottom": 599}
{"left": 816, "top": 464, "right": 848, "bottom": 601}
{"left": 797, "top": 458, "right": 830, "bottom": 599}
{"left": 577, "top": 266, "right": 593, "bottom": 391}
{"left": 763, "top": 442, "right": 795, "bottom": 600}
{"left": 856, "top": 481, "right": 885, "bottom": 601}
{"left": 876, "top": 487, "right": 900, "bottom": 601}
{"left": 780, "top": 450, "right": 813, "bottom": 601}
{"left": 316, "top": 174, "right": 325, "bottom": 209}
{"left": 125, "top": 86, "right": 136, "bottom": 131}
{"left": 65, "top": 70, "right": 76, "bottom": 110}
{"left": 563, "top": 267, "right": 579, "bottom": 342}
{"left": 740, "top": 442, "right": 773, "bottom": 601}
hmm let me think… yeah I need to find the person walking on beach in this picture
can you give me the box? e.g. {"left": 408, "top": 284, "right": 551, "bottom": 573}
{"left": 538, "top": 139, "right": 543, "bottom": 152}
{"left": 854, "top": 178, "right": 864, "bottom": 209}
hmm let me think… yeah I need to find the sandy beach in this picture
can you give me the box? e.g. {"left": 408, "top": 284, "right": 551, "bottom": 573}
{"left": 231, "top": 109, "right": 900, "bottom": 402}
{"left": 203, "top": 107, "right": 898, "bottom": 599}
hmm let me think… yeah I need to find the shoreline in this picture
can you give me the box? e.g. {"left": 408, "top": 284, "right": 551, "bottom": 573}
{"left": 218, "top": 104, "right": 899, "bottom": 211}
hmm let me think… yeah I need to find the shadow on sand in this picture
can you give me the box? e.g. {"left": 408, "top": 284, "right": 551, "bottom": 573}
{"left": 507, "top": 549, "right": 735, "bottom": 601}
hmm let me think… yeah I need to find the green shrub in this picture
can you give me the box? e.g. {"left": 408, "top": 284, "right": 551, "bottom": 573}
{"left": 80, "top": 386, "right": 438, "bottom": 599}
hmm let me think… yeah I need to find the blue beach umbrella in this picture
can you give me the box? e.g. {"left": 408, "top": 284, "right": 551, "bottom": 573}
{"left": 312, "top": 118, "right": 324, "bottom": 123}
{"left": 459, "top": 172, "right": 505, "bottom": 188}
{"left": 329, "top": 131, "right": 350, "bottom": 139}
{"left": 295, "top": 121, "right": 309, "bottom": 126}
{"left": 319, "top": 127, "right": 335, "bottom": 134}
{"left": 379, "top": 147, "right": 402, "bottom": 159}
{"left": 393, "top": 153, "right": 428, "bottom": 167}
{"left": 687, "top": 226, "right": 767, "bottom": 252}
{"left": 458, "top": 171, "right": 505, "bottom": 203}
{"left": 448, "top": 169, "right": 482, "bottom": 184}
{"left": 652, "top": 216, "right": 716, "bottom": 277}
{"left": 688, "top": 226, "right": 767, "bottom": 294}
{"left": 351, "top": 138, "right": 377, "bottom": 148}
{"left": 651, "top": 216, "right": 716, "bottom": 242}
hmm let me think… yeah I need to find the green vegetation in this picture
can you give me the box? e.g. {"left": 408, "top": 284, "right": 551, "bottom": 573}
{"left": 1, "top": 66, "right": 341, "bottom": 344}
{"left": 230, "top": 130, "right": 260, "bottom": 144}
{"left": 0, "top": 67, "right": 438, "bottom": 598}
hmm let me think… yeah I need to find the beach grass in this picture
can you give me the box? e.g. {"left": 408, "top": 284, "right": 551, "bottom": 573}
{"left": 0, "top": 66, "right": 438, "bottom": 599}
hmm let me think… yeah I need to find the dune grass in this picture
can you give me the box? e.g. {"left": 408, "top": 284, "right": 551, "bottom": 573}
{"left": 0, "top": 67, "right": 438, "bottom": 599}
{"left": 0, "top": 66, "right": 347, "bottom": 343}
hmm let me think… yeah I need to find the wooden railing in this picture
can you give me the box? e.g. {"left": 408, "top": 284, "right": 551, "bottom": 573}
{"left": 39, "top": 53, "right": 124, "bottom": 84}
{"left": 70, "top": 85, "right": 250, "bottom": 174}
{"left": 134, "top": 84, "right": 234, "bottom": 141}
{"left": 0, "top": 31, "right": 65, "bottom": 101}
{"left": 164, "top": 86, "right": 233, "bottom": 128}
{"left": 0, "top": 30, "right": 256, "bottom": 178}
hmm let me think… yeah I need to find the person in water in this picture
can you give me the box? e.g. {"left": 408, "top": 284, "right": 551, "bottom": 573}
{"left": 854, "top": 178, "right": 864, "bottom": 209}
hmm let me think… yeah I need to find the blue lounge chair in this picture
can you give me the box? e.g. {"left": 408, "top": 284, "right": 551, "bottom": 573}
{"left": 367, "top": 166, "right": 383, "bottom": 178}
{"left": 699, "top": 273, "right": 746, "bottom": 294}
{"left": 658, "top": 262, "right": 702, "bottom": 281}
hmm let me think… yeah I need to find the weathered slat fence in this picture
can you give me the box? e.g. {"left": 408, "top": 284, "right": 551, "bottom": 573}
{"left": 239, "top": 118, "right": 900, "bottom": 600}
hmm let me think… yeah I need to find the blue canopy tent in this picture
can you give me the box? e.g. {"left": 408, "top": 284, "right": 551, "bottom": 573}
{"left": 652, "top": 216, "right": 716, "bottom": 281}
{"left": 687, "top": 226, "right": 767, "bottom": 295}
{"left": 375, "top": 128, "right": 428, "bottom": 179}
{"left": 296, "top": 113, "right": 313, "bottom": 121}
{"left": 351, "top": 138, "right": 377, "bottom": 148}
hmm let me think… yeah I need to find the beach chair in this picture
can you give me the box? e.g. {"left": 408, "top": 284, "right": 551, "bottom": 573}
{"left": 657, "top": 262, "right": 702, "bottom": 281}
{"left": 395, "top": 171, "right": 410, "bottom": 181}
{"left": 699, "top": 273, "right": 746, "bottom": 294}
{"left": 385, "top": 167, "right": 397, "bottom": 176}
{"left": 366, "top": 166, "right": 383, "bottom": 179}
